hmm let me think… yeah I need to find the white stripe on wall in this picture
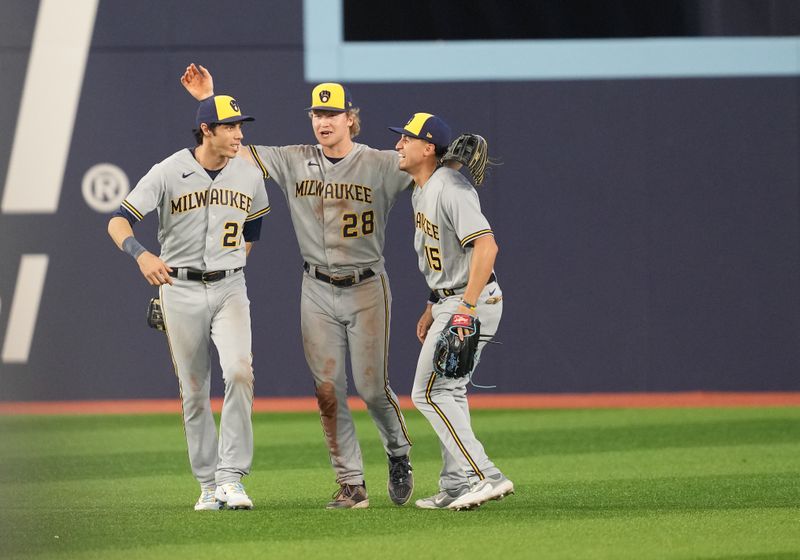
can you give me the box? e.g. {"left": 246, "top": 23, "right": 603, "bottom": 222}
{"left": 2, "top": 255, "right": 49, "bottom": 363}
{"left": 1, "top": 0, "right": 98, "bottom": 214}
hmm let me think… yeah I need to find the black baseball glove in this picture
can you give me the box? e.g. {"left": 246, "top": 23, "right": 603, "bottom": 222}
{"left": 433, "top": 313, "right": 481, "bottom": 379}
{"left": 441, "top": 133, "right": 489, "bottom": 186}
{"left": 147, "top": 297, "right": 166, "bottom": 332}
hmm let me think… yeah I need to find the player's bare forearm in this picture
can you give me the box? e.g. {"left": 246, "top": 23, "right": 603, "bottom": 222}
{"left": 109, "top": 216, "right": 173, "bottom": 286}
{"left": 108, "top": 216, "right": 134, "bottom": 249}
{"left": 180, "top": 63, "right": 214, "bottom": 100}
{"left": 459, "top": 235, "right": 498, "bottom": 312}
{"left": 417, "top": 304, "right": 434, "bottom": 343}
{"left": 246, "top": 242, "right": 253, "bottom": 256}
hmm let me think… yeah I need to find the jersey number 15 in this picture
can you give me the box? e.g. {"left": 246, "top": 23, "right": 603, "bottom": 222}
{"left": 424, "top": 245, "right": 442, "bottom": 271}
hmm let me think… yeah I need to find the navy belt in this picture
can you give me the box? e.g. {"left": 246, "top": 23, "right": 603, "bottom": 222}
{"left": 303, "top": 262, "right": 375, "bottom": 287}
{"left": 168, "top": 267, "right": 243, "bottom": 283}
{"left": 433, "top": 272, "right": 497, "bottom": 299}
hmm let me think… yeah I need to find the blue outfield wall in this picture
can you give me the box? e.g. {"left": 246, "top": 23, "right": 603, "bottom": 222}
{"left": 0, "top": 1, "right": 798, "bottom": 401}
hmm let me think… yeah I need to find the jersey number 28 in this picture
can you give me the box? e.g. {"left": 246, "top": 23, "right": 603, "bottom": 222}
{"left": 342, "top": 210, "right": 374, "bottom": 238}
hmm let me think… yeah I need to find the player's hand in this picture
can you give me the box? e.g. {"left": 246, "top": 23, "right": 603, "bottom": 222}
{"left": 136, "top": 252, "right": 174, "bottom": 286}
{"left": 455, "top": 303, "right": 477, "bottom": 341}
{"left": 416, "top": 305, "right": 434, "bottom": 343}
{"left": 180, "top": 63, "right": 214, "bottom": 100}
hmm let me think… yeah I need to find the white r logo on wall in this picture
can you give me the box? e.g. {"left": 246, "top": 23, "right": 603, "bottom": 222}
{"left": 0, "top": 0, "right": 99, "bottom": 364}
{"left": 82, "top": 164, "right": 130, "bottom": 213}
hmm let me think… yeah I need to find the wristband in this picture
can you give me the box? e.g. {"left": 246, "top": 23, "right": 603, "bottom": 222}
{"left": 460, "top": 299, "right": 477, "bottom": 310}
{"left": 122, "top": 236, "right": 147, "bottom": 260}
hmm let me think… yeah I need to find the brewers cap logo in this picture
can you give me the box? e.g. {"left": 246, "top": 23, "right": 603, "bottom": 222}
{"left": 319, "top": 90, "right": 331, "bottom": 103}
{"left": 229, "top": 99, "right": 240, "bottom": 112}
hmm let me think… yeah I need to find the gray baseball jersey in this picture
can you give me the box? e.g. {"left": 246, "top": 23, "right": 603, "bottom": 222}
{"left": 409, "top": 165, "right": 505, "bottom": 490}
{"left": 122, "top": 148, "right": 269, "bottom": 489}
{"left": 249, "top": 143, "right": 408, "bottom": 272}
{"left": 248, "top": 142, "right": 413, "bottom": 489}
{"left": 411, "top": 167, "right": 493, "bottom": 291}
{"left": 123, "top": 149, "right": 270, "bottom": 269}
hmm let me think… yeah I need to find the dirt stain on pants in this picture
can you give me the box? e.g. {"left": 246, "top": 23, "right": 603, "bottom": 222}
{"left": 315, "top": 381, "right": 338, "bottom": 456}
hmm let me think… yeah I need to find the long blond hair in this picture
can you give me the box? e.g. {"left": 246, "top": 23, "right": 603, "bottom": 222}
{"left": 347, "top": 108, "right": 361, "bottom": 138}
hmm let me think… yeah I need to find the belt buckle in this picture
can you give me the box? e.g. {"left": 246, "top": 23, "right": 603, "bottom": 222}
{"left": 329, "top": 274, "right": 355, "bottom": 287}
{"left": 202, "top": 270, "right": 224, "bottom": 283}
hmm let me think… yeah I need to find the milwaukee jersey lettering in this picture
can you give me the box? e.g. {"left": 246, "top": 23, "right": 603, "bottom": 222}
{"left": 122, "top": 149, "right": 270, "bottom": 270}
{"left": 170, "top": 188, "right": 253, "bottom": 214}
{"left": 250, "top": 143, "right": 411, "bottom": 274}
{"left": 411, "top": 167, "right": 493, "bottom": 291}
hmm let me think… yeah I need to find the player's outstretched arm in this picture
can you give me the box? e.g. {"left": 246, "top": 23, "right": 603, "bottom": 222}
{"left": 180, "top": 63, "right": 214, "bottom": 101}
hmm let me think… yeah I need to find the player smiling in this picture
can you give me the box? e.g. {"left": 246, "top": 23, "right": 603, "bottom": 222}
{"left": 181, "top": 65, "right": 414, "bottom": 509}
{"left": 390, "top": 113, "right": 514, "bottom": 511}
{"left": 108, "top": 95, "right": 269, "bottom": 511}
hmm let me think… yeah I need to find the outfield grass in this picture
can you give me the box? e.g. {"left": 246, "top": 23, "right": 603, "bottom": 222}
{"left": 0, "top": 407, "right": 798, "bottom": 559}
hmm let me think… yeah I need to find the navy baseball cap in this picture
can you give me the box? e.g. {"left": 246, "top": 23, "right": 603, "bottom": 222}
{"left": 195, "top": 95, "right": 254, "bottom": 127}
{"left": 389, "top": 113, "right": 452, "bottom": 148}
{"left": 307, "top": 82, "right": 355, "bottom": 112}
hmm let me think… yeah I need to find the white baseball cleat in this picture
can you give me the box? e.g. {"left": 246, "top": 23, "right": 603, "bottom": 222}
{"left": 194, "top": 484, "right": 222, "bottom": 511}
{"left": 215, "top": 481, "right": 253, "bottom": 510}
{"left": 447, "top": 474, "right": 515, "bottom": 511}
{"left": 415, "top": 485, "right": 470, "bottom": 509}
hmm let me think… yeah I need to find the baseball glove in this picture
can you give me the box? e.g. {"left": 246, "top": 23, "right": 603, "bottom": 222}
{"left": 441, "top": 133, "right": 489, "bottom": 186}
{"left": 433, "top": 313, "right": 481, "bottom": 379}
{"left": 147, "top": 297, "right": 166, "bottom": 332}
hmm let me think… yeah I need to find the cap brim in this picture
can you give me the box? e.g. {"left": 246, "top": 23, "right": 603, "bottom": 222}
{"left": 306, "top": 105, "right": 347, "bottom": 112}
{"left": 216, "top": 115, "right": 255, "bottom": 123}
{"left": 388, "top": 126, "right": 420, "bottom": 138}
{"left": 388, "top": 127, "right": 446, "bottom": 147}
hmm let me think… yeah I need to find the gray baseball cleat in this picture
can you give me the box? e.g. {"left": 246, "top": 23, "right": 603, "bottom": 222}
{"left": 194, "top": 483, "right": 222, "bottom": 511}
{"left": 326, "top": 483, "right": 369, "bottom": 509}
{"left": 447, "top": 473, "right": 515, "bottom": 511}
{"left": 214, "top": 481, "right": 253, "bottom": 510}
{"left": 387, "top": 454, "right": 414, "bottom": 505}
{"left": 415, "top": 485, "right": 470, "bottom": 509}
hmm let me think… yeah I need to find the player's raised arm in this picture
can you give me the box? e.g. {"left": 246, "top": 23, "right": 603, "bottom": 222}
{"left": 180, "top": 63, "right": 214, "bottom": 100}
{"left": 180, "top": 64, "right": 258, "bottom": 167}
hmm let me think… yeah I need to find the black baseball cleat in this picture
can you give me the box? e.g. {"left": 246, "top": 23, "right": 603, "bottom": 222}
{"left": 387, "top": 454, "right": 414, "bottom": 505}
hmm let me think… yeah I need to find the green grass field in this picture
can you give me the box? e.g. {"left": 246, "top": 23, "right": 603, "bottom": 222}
{"left": 1, "top": 407, "right": 798, "bottom": 559}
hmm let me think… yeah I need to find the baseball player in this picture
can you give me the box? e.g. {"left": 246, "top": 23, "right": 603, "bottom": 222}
{"left": 107, "top": 95, "right": 270, "bottom": 511}
{"left": 389, "top": 113, "right": 514, "bottom": 510}
{"left": 180, "top": 64, "right": 414, "bottom": 509}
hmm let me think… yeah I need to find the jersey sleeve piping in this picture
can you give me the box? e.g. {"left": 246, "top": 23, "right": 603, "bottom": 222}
{"left": 248, "top": 145, "right": 270, "bottom": 179}
{"left": 460, "top": 229, "right": 493, "bottom": 247}
{"left": 121, "top": 200, "right": 144, "bottom": 221}
{"left": 246, "top": 206, "right": 271, "bottom": 221}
